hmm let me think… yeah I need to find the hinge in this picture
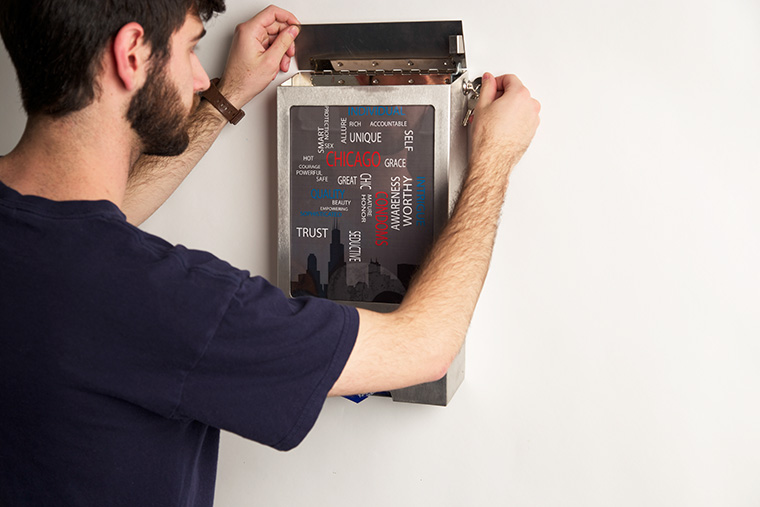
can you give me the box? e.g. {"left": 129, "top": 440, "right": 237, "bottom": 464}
{"left": 309, "top": 58, "right": 460, "bottom": 76}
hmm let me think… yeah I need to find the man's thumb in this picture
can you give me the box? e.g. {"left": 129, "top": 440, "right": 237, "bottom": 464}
{"left": 271, "top": 25, "right": 299, "bottom": 56}
{"left": 476, "top": 72, "right": 497, "bottom": 109}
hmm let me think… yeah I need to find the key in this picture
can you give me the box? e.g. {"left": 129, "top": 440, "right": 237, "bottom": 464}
{"left": 462, "top": 77, "right": 482, "bottom": 127}
{"left": 463, "top": 76, "right": 482, "bottom": 97}
{"left": 462, "top": 97, "right": 476, "bottom": 127}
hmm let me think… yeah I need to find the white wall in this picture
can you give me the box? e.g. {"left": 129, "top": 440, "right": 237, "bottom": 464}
{"left": 2, "top": 0, "right": 759, "bottom": 505}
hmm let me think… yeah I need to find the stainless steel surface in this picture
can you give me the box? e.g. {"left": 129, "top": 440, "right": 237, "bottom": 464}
{"left": 449, "top": 34, "right": 465, "bottom": 56}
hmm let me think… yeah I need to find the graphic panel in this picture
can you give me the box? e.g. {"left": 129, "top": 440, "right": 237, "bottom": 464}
{"left": 290, "top": 105, "right": 435, "bottom": 303}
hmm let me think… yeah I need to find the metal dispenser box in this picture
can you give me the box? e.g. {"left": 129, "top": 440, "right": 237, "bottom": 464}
{"left": 277, "top": 21, "right": 473, "bottom": 405}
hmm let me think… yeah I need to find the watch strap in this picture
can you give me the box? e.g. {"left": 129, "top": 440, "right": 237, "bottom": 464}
{"left": 200, "top": 78, "right": 245, "bottom": 125}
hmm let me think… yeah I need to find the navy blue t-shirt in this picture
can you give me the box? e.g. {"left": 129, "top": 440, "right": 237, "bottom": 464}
{"left": 0, "top": 180, "right": 358, "bottom": 506}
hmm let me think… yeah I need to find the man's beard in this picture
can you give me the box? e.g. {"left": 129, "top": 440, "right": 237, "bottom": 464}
{"left": 127, "top": 62, "right": 193, "bottom": 158}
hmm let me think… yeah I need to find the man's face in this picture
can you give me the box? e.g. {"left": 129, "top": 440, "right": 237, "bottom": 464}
{"left": 127, "top": 62, "right": 191, "bottom": 157}
{"left": 127, "top": 13, "right": 209, "bottom": 157}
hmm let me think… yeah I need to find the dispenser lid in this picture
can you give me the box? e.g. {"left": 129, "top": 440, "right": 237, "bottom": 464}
{"left": 295, "top": 21, "right": 466, "bottom": 76}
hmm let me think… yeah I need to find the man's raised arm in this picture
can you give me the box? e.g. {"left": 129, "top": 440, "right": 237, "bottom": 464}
{"left": 329, "top": 73, "right": 541, "bottom": 396}
{"left": 123, "top": 6, "right": 300, "bottom": 226}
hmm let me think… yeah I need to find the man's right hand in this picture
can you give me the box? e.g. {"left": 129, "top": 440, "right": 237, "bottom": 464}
{"left": 470, "top": 73, "right": 541, "bottom": 179}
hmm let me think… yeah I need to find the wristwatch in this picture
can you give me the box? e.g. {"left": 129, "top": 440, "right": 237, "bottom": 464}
{"left": 200, "top": 78, "right": 245, "bottom": 125}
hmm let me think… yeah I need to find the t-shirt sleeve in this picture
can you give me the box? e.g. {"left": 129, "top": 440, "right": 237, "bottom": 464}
{"left": 174, "top": 275, "right": 358, "bottom": 451}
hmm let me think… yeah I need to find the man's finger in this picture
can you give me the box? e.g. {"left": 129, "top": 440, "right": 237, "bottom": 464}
{"left": 280, "top": 53, "right": 291, "bottom": 73}
{"left": 250, "top": 5, "right": 300, "bottom": 31}
{"left": 265, "top": 25, "right": 300, "bottom": 67}
{"left": 476, "top": 72, "right": 498, "bottom": 109}
{"left": 495, "top": 74, "right": 528, "bottom": 97}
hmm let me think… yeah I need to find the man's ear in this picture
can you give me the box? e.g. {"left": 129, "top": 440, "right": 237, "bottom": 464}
{"left": 112, "top": 22, "right": 151, "bottom": 91}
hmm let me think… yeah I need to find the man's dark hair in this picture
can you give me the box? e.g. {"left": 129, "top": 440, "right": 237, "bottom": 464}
{"left": 0, "top": 0, "right": 225, "bottom": 117}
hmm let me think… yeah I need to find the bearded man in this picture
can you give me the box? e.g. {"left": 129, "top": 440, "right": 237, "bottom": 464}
{"left": 0, "top": 1, "right": 539, "bottom": 505}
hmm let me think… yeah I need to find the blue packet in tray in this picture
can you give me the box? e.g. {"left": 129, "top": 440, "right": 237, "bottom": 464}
{"left": 343, "top": 392, "right": 391, "bottom": 403}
